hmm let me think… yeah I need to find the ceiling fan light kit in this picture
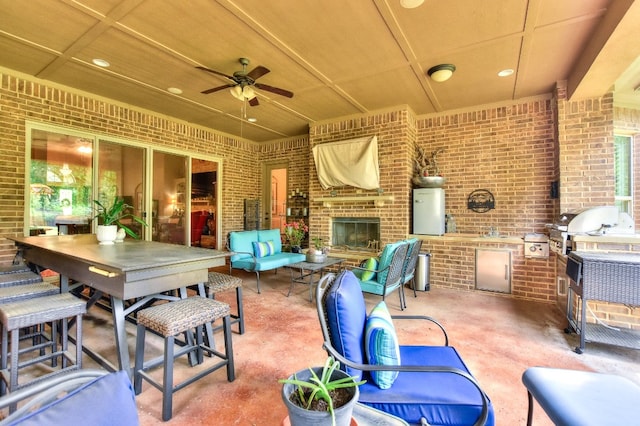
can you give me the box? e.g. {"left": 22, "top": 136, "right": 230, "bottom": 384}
{"left": 428, "top": 64, "right": 456, "bottom": 82}
{"left": 198, "top": 57, "right": 293, "bottom": 106}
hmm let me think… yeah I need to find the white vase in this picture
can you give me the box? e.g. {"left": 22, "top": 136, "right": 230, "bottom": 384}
{"left": 96, "top": 225, "right": 118, "bottom": 245}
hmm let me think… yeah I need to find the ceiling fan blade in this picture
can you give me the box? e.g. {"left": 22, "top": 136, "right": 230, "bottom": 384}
{"left": 247, "top": 66, "right": 270, "bottom": 81}
{"left": 201, "top": 84, "right": 235, "bottom": 94}
{"left": 196, "top": 66, "right": 235, "bottom": 81}
{"left": 254, "top": 83, "right": 294, "bottom": 98}
{"left": 248, "top": 97, "right": 260, "bottom": 107}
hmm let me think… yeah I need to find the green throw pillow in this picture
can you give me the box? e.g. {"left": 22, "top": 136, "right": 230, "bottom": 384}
{"left": 361, "top": 257, "right": 378, "bottom": 281}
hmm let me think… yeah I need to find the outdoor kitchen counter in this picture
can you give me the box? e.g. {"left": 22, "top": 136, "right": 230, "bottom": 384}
{"left": 410, "top": 233, "right": 524, "bottom": 245}
{"left": 572, "top": 234, "right": 640, "bottom": 253}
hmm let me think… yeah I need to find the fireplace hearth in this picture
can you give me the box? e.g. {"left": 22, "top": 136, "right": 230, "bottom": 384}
{"left": 332, "top": 217, "right": 380, "bottom": 250}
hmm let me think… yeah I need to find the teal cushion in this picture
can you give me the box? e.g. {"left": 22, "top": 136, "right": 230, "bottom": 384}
{"left": 361, "top": 257, "right": 378, "bottom": 281}
{"left": 258, "top": 229, "right": 282, "bottom": 253}
{"left": 252, "top": 240, "right": 275, "bottom": 258}
{"left": 365, "top": 301, "right": 401, "bottom": 389}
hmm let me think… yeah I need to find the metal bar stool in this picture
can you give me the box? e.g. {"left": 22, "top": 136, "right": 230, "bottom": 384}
{"left": 206, "top": 272, "right": 245, "bottom": 334}
{"left": 0, "top": 293, "right": 86, "bottom": 399}
{"left": 133, "top": 296, "right": 235, "bottom": 421}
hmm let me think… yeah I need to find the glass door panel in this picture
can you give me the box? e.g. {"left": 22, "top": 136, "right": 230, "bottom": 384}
{"left": 191, "top": 158, "right": 217, "bottom": 248}
{"left": 153, "top": 151, "right": 188, "bottom": 245}
{"left": 97, "top": 141, "right": 146, "bottom": 238}
{"left": 28, "top": 129, "right": 93, "bottom": 236}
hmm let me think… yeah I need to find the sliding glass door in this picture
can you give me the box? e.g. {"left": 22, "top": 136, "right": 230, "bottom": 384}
{"left": 26, "top": 124, "right": 221, "bottom": 247}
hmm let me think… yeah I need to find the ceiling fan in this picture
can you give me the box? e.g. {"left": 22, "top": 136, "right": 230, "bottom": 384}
{"left": 196, "top": 58, "right": 294, "bottom": 106}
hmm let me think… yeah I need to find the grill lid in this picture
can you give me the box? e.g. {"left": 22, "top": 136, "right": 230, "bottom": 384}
{"left": 551, "top": 206, "right": 619, "bottom": 234}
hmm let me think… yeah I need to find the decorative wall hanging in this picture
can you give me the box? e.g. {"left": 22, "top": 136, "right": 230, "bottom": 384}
{"left": 467, "top": 189, "right": 495, "bottom": 213}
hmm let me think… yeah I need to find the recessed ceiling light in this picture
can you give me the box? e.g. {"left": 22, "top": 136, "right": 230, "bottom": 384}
{"left": 167, "top": 87, "right": 183, "bottom": 95}
{"left": 498, "top": 69, "right": 514, "bottom": 77}
{"left": 247, "top": 117, "right": 257, "bottom": 123}
{"left": 400, "top": 0, "right": 425, "bottom": 8}
{"left": 92, "top": 58, "right": 110, "bottom": 68}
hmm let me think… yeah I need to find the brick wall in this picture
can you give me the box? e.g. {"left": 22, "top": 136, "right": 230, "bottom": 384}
{"left": 415, "top": 98, "right": 557, "bottom": 301}
{"left": 556, "top": 83, "right": 615, "bottom": 211}
{"left": 308, "top": 108, "right": 415, "bottom": 246}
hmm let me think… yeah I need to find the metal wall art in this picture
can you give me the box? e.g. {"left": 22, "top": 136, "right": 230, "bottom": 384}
{"left": 467, "top": 189, "right": 495, "bottom": 213}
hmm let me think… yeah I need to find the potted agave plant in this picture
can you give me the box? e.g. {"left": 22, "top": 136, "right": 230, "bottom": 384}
{"left": 280, "top": 357, "right": 364, "bottom": 426}
{"left": 92, "top": 196, "right": 147, "bottom": 244}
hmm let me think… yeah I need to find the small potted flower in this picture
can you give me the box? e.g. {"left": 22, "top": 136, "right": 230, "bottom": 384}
{"left": 284, "top": 219, "right": 308, "bottom": 253}
{"left": 307, "top": 236, "right": 328, "bottom": 263}
{"left": 280, "top": 356, "right": 364, "bottom": 426}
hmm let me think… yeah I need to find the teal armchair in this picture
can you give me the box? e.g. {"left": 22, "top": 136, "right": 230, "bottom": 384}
{"left": 351, "top": 242, "right": 409, "bottom": 310}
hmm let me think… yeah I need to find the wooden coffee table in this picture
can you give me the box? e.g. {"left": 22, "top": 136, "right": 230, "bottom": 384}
{"left": 285, "top": 257, "right": 344, "bottom": 301}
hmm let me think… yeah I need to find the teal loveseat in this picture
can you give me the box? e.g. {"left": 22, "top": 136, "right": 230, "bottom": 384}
{"left": 227, "top": 229, "right": 305, "bottom": 293}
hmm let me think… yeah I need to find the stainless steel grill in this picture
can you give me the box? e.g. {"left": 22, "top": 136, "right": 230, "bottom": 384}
{"left": 547, "top": 206, "right": 634, "bottom": 256}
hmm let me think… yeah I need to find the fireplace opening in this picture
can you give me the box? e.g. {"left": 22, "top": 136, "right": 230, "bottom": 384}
{"left": 332, "top": 217, "right": 380, "bottom": 251}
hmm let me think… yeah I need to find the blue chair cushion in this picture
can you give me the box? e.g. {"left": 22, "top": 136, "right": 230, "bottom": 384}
{"left": 9, "top": 371, "right": 139, "bottom": 426}
{"left": 365, "top": 301, "right": 400, "bottom": 389}
{"left": 324, "top": 270, "right": 367, "bottom": 381}
{"left": 359, "top": 346, "right": 495, "bottom": 426}
{"left": 252, "top": 240, "right": 275, "bottom": 258}
{"left": 361, "top": 257, "right": 378, "bottom": 281}
{"left": 232, "top": 252, "right": 305, "bottom": 271}
{"left": 229, "top": 230, "right": 259, "bottom": 261}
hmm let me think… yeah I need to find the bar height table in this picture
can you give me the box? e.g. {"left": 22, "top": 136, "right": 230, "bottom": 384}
{"left": 10, "top": 234, "right": 227, "bottom": 375}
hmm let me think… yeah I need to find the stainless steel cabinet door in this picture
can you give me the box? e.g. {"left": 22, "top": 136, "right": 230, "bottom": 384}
{"left": 476, "top": 248, "right": 511, "bottom": 293}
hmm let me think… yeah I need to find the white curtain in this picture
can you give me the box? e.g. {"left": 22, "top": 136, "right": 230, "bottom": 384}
{"left": 312, "top": 135, "right": 380, "bottom": 190}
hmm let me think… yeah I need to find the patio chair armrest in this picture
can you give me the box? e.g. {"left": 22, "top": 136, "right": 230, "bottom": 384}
{"left": 322, "top": 343, "right": 490, "bottom": 426}
{"left": 391, "top": 314, "right": 449, "bottom": 346}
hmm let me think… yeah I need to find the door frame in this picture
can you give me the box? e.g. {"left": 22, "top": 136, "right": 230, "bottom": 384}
{"left": 261, "top": 160, "right": 288, "bottom": 231}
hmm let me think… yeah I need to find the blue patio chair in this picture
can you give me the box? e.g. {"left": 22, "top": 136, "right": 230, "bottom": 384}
{"left": 316, "top": 270, "right": 494, "bottom": 426}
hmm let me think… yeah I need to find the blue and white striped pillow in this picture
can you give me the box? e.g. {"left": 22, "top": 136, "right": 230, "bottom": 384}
{"left": 365, "top": 301, "right": 400, "bottom": 389}
{"left": 252, "top": 240, "right": 275, "bottom": 258}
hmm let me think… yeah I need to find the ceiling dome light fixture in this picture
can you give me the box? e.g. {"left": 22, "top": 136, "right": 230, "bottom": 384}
{"left": 400, "top": 0, "right": 425, "bottom": 8}
{"left": 498, "top": 68, "right": 514, "bottom": 77}
{"left": 427, "top": 64, "right": 456, "bottom": 82}
{"left": 92, "top": 58, "right": 110, "bottom": 68}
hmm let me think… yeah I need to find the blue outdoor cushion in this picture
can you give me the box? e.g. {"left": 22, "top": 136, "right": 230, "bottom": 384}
{"left": 324, "top": 270, "right": 367, "bottom": 381}
{"left": 252, "top": 240, "right": 275, "bottom": 258}
{"left": 10, "top": 371, "right": 139, "bottom": 426}
{"left": 258, "top": 229, "right": 282, "bottom": 253}
{"left": 361, "top": 257, "right": 378, "bottom": 281}
{"left": 365, "top": 301, "right": 400, "bottom": 389}
{"left": 229, "top": 230, "right": 259, "bottom": 261}
{"left": 359, "top": 345, "right": 495, "bottom": 425}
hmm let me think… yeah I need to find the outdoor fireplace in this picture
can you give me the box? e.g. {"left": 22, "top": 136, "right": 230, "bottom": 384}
{"left": 332, "top": 217, "right": 380, "bottom": 250}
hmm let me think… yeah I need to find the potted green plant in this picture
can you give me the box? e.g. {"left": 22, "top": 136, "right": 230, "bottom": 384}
{"left": 279, "top": 357, "right": 364, "bottom": 426}
{"left": 92, "top": 196, "right": 147, "bottom": 244}
{"left": 307, "top": 237, "right": 328, "bottom": 263}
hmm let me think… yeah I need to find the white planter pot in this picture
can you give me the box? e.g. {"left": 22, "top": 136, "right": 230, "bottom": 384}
{"left": 96, "top": 225, "right": 118, "bottom": 245}
{"left": 282, "top": 367, "right": 358, "bottom": 426}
